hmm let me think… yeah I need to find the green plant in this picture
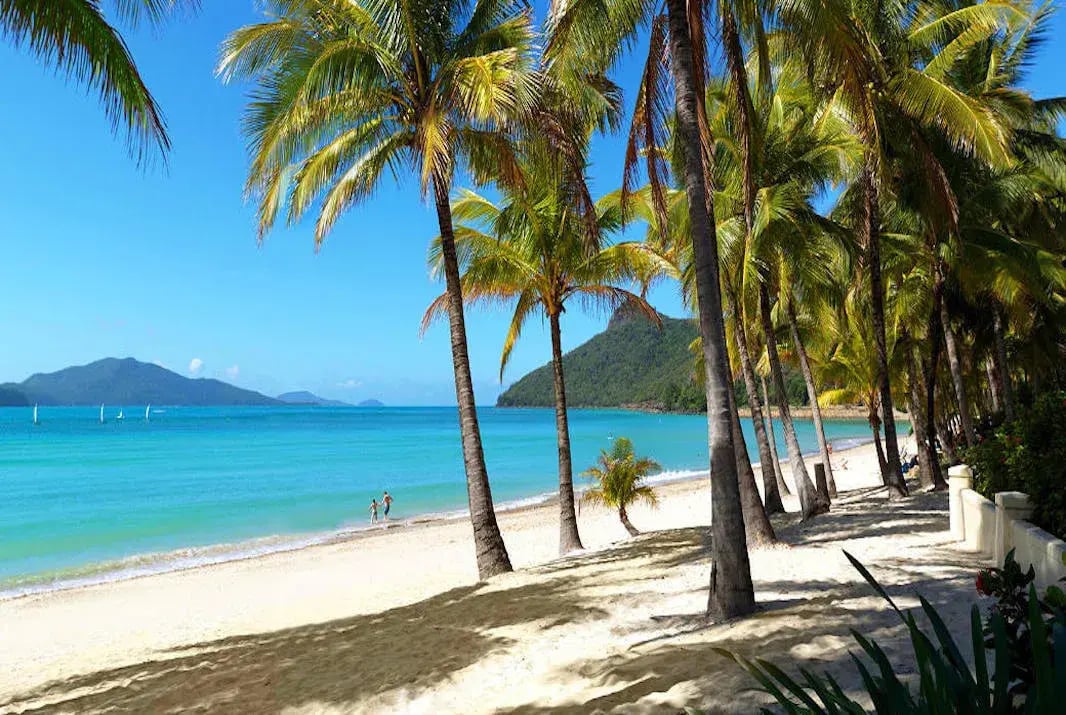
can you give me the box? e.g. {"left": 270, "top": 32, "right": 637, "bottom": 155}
{"left": 976, "top": 550, "right": 1066, "bottom": 702}
{"left": 719, "top": 551, "right": 1066, "bottom": 713}
{"left": 581, "top": 437, "right": 660, "bottom": 537}
{"left": 966, "top": 392, "right": 1066, "bottom": 540}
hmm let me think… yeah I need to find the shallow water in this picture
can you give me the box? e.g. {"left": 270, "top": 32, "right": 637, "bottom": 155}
{"left": 0, "top": 405, "right": 873, "bottom": 594}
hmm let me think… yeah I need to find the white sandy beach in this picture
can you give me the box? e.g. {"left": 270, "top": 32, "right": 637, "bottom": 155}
{"left": 0, "top": 440, "right": 988, "bottom": 713}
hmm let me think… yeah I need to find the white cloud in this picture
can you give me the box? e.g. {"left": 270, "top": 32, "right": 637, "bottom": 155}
{"left": 225, "top": 364, "right": 240, "bottom": 380}
{"left": 337, "top": 378, "right": 362, "bottom": 389}
{"left": 188, "top": 358, "right": 204, "bottom": 375}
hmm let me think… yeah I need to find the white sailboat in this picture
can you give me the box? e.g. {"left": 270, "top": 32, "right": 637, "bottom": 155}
{"left": 33, "top": 404, "right": 39, "bottom": 426}
{"left": 145, "top": 404, "right": 151, "bottom": 422}
{"left": 99, "top": 404, "right": 105, "bottom": 424}
{"left": 116, "top": 409, "right": 125, "bottom": 421}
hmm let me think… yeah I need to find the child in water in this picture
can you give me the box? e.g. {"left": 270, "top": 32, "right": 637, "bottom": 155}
{"left": 369, "top": 498, "right": 379, "bottom": 524}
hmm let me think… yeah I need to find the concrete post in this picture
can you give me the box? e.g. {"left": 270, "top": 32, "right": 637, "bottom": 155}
{"left": 947, "top": 465, "right": 973, "bottom": 542}
{"left": 994, "top": 491, "right": 1033, "bottom": 566}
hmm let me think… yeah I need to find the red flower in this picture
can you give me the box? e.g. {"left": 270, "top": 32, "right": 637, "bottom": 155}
{"left": 976, "top": 572, "right": 992, "bottom": 595}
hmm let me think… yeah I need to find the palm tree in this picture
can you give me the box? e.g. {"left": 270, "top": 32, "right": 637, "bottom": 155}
{"left": 1, "top": 0, "right": 194, "bottom": 161}
{"left": 708, "top": 72, "right": 853, "bottom": 518}
{"left": 777, "top": 0, "right": 1020, "bottom": 496}
{"left": 423, "top": 142, "right": 668, "bottom": 554}
{"left": 818, "top": 281, "right": 906, "bottom": 480}
{"left": 219, "top": 0, "right": 539, "bottom": 579}
{"left": 581, "top": 437, "right": 661, "bottom": 537}
{"left": 608, "top": 184, "right": 780, "bottom": 539}
{"left": 548, "top": 0, "right": 755, "bottom": 618}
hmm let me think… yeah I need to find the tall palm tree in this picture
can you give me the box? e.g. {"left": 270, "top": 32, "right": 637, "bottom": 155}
{"left": 609, "top": 183, "right": 779, "bottom": 540}
{"left": 777, "top": 0, "right": 1020, "bottom": 496}
{"left": 219, "top": 0, "right": 539, "bottom": 579}
{"left": 1, "top": 0, "right": 195, "bottom": 161}
{"left": 708, "top": 72, "right": 854, "bottom": 518}
{"left": 423, "top": 143, "right": 668, "bottom": 554}
{"left": 582, "top": 437, "right": 661, "bottom": 537}
{"left": 548, "top": 0, "right": 755, "bottom": 617}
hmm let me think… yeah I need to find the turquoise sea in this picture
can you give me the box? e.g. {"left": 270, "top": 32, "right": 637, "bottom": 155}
{"left": 0, "top": 406, "right": 874, "bottom": 596}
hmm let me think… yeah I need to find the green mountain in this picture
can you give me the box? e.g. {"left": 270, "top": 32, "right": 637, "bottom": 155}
{"left": 497, "top": 309, "right": 809, "bottom": 411}
{"left": 0, "top": 358, "right": 281, "bottom": 406}
{"left": 498, "top": 310, "right": 708, "bottom": 411}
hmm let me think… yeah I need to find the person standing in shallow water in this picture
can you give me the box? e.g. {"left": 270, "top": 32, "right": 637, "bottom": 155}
{"left": 369, "top": 498, "right": 379, "bottom": 524}
{"left": 382, "top": 491, "right": 393, "bottom": 521}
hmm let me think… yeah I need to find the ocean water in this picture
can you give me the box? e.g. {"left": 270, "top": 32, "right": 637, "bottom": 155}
{"left": 0, "top": 405, "right": 873, "bottom": 595}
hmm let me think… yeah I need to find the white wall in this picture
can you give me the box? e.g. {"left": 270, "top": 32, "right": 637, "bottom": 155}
{"left": 960, "top": 489, "right": 997, "bottom": 557}
{"left": 948, "top": 465, "right": 1066, "bottom": 589}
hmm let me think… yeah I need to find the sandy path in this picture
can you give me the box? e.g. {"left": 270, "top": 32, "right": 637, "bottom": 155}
{"left": 0, "top": 442, "right": 988, "bottom": 713}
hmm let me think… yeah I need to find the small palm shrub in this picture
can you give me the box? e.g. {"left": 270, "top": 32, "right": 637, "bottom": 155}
{"left": 582, "top": 437, "right": 660, "bottom": 536}
{"left": 718, "top": 551, "right": 1066, "bottom": 713}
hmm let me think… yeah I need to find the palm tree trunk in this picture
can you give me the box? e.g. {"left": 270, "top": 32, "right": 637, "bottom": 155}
{"left": 721, "top": 9, "right": 757, "bottom": 237}
{"left": 993, "top": 309, "right": 1015, "bottom": 421}
{"left": 985, "top": 359, "right": 1002, "bottom": 414}
{"left": 728, "top": 378, "right": 776, "bottom": 544}
{"left": 923, "top": 280, "right": 948, "bottom": 482}
{"left": 759, "top": 284, "right": 827, "bottom": 519}
{"left": 665, "top": 0, "right": 754, "bottom": 620}
{"left": 786, "top": 299, "right": 837, "bottom": 497}
{"left": 433, "top": 181, "right": 512, "bottom": 579}
{"left": 727, "top": 286, "right": 786, "bottom": 512}
{"left": 760, "top": 376, "right": 790, "bottom": 497}
{"left": 718, "top": 18, "right": 784, "bottom": 516}
{"left": 619, "top": 506, "right": 639, "bottom": 537}
{"left": 934, "top": 393, "right": 960, "bottom": 465}
{"left": 870, "top": 409, "right": 888, "bottom": 478}
{"left": 908, "top": 345, "right": 945, "bottom": 490}
{"left": 861, "top": 161, "right": 908, "bottom": 498}
{"left": 549, "top": 311, "right": 584, "bottom": 554}
{"left": 941, "top": 303, "right": 975, "bottom": 447}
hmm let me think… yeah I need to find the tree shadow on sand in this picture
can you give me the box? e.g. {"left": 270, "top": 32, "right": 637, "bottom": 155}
{"left": 493, "top": 492, "right": 980, "bottom": 714}
{"left": 4, "top": 575, "right": 609, "bottom": 714}
{"left": 4, "top": 490, "right": 979, "bottom": 714}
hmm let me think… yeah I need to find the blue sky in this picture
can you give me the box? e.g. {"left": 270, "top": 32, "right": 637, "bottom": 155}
{"left": 0, "top": 3, "right": 1063, "bottom": 405}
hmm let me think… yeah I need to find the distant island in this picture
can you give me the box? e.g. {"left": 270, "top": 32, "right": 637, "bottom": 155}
{"left": 497, "top": 308, "right": 808, "bottom": 412}
{"left": 0, "top": 358, "right": 280, "bottom": 407}
{"left": 357, "top": 399, "right": 385, "bottom": 407}
{"left": 276, "top": 391, "right": 353, "bottom": 407}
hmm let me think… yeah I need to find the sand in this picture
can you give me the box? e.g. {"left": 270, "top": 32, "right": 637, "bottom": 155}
{"left": 0, "top": 440, "right": 989, "bottom": 713}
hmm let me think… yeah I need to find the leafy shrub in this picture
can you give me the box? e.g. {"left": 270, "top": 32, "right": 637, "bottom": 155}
{"left": 965, "top": 392, "right": 1066, "bottom": 540}
{"left": 718, "top": 551, "right": 1066, "bottom": 714}
{"left": 976, "top": 550, "right": 1066, "bottom": 702}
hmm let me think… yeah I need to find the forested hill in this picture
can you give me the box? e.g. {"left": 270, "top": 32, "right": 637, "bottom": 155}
{"left": 497, "top": 308, "right": 811, "bottom": 411}
{"left": 0, "top": 358, "right": 280, "bottom": 406}
{"left": 497, "top": 310, "right": 708, "bottom": 411}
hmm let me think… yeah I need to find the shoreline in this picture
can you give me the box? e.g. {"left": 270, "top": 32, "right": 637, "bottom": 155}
{"left": 0, "top": 437, "right": 925, "bottom": 708}
{"left": 525, "top": 402, "right": 892, "bottom": 420}
{"left": 0, "top": 436, "right": 872, "bottom": 603}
